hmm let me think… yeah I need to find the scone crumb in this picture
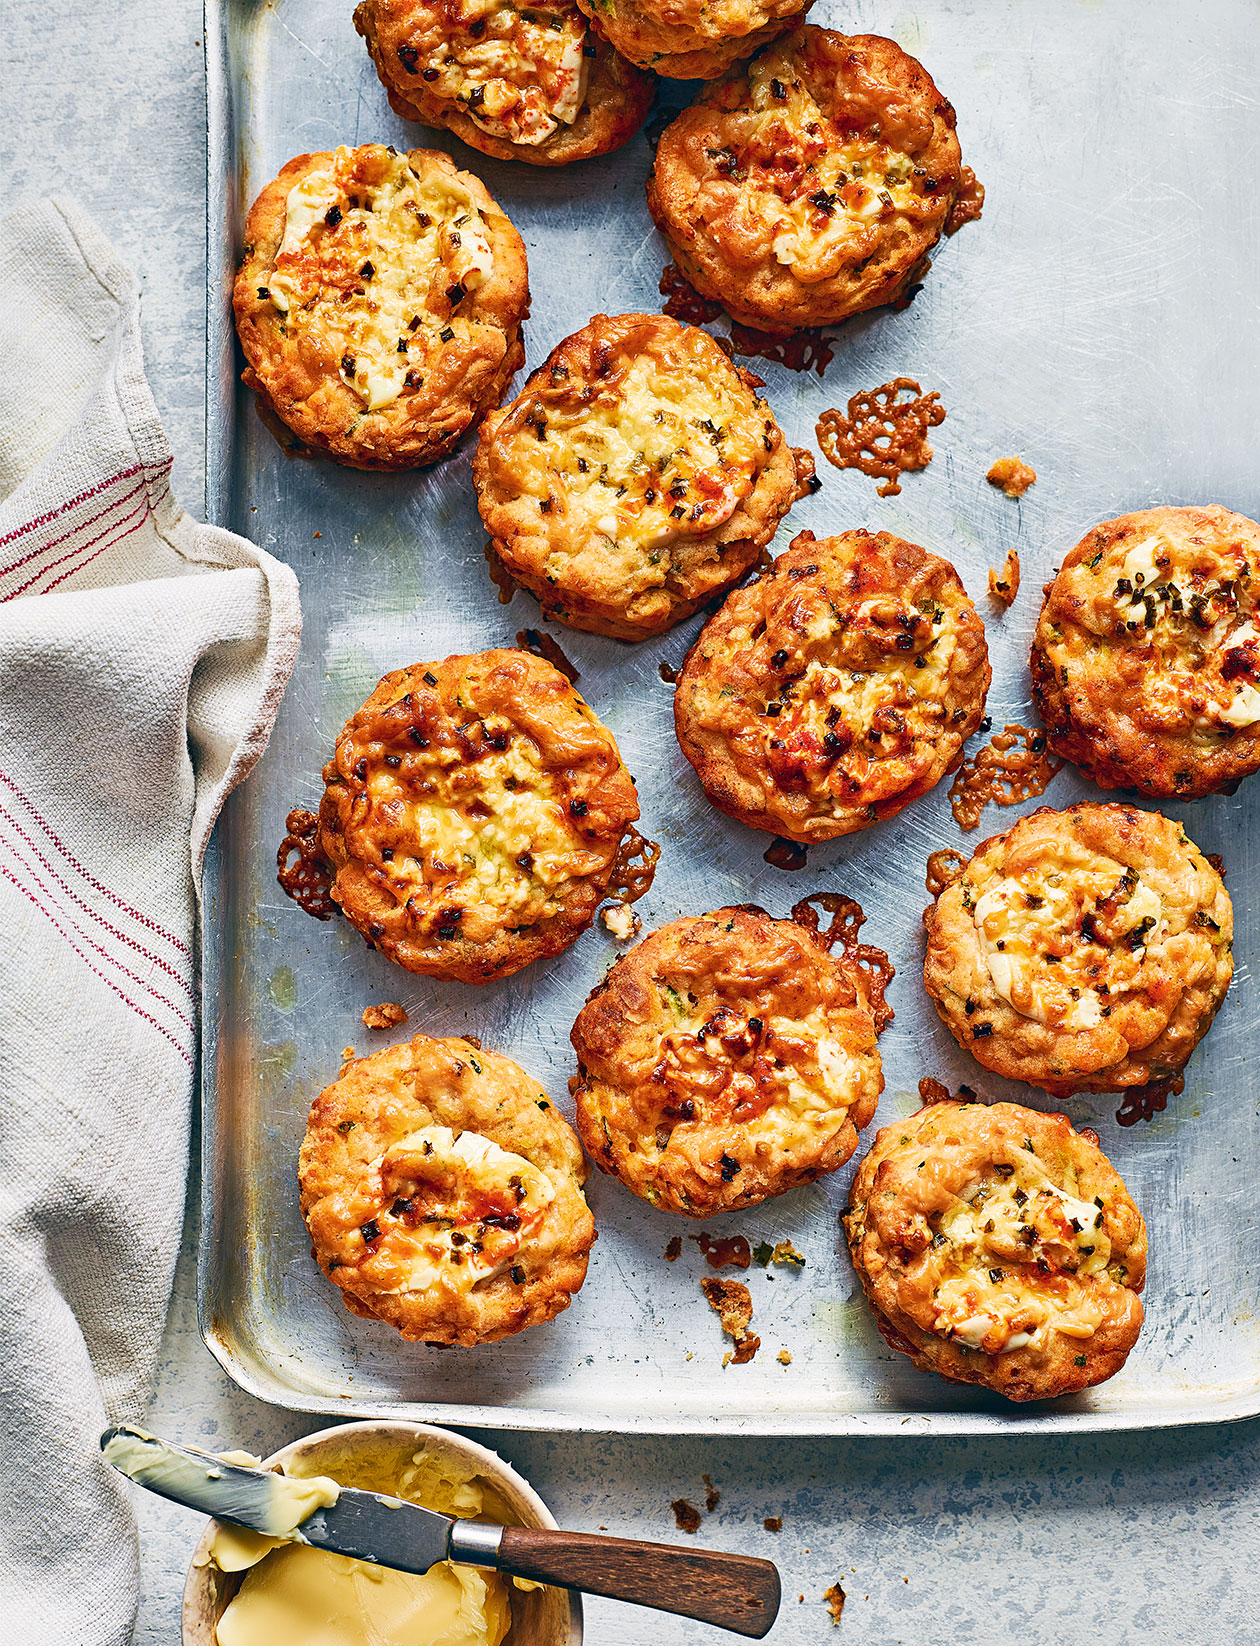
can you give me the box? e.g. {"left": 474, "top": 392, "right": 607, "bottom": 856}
{"left": 361, "top": 1001, "right": 408, "bottom": 1031}
{"left": 918, "top": 1077, "right": 952, "bottom": 1105}
{"left": 702, "top": 1277, "right": 760, "bottom": 1362}
{"left": 987, "top": 456, "right": 1036, "bottom": 498}
{"left": 987, "top": 547, "right": 1021, "bottom": 608}
{"left": 602, "top": 902, "right": 641, "bottom": 942}
{"left": 671, "top": 1498, "right": 703, "bottom": 1534}
{"left": 703, "top": 1475, "right": 720, "bottom": 1513}
{"left": 824, "top": 1582, "right": 847, "bottom": 1624}
{"left": 764, "top": 1516, "right": 783, "bottom": 1531}
{"left": 664, "top": 1236, "right": 683, "bottom": 1262}
{"left": 777, "top": 1349, "right": 793, "bottom": 1365}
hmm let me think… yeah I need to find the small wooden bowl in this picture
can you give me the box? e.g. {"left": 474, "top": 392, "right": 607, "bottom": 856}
{"left": 181, "top": 1420, "right": 583, "bottom": 1645}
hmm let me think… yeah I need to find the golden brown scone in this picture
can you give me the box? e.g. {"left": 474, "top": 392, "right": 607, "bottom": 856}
{"left": 646, "top": 30, "right": 967, "bottom": 333}
{"left": 571, "top": 905, "right": 882, "bottom": 1216}
{"left": 844, "top": 1101, "right": 1146, "bottom": 1401}
{"left": 318, "top": 649, "right": 640, "bottom": 983}
{"left": 474, "top": 313, "right": 808, "bottom": 640}
{"left": 922, "top": 803, "right": 1233, "bottom": 1096}
{"left": 1031, "top": 505, "right": 1260, "bottom": 799}
{"left": 575, "top": 0, "right": 810, "bottom": 78}
{"left": 674, "top": 529, "right": 990, "bottom": 842}
{"left": 233, "top": 144, "right": 528, "bottom": 469}
{"left": 300, "top": 1034, "right": 595, "bottom": 1345}
{"left": 354, "top": 0, "right": 654, "bottom": 165}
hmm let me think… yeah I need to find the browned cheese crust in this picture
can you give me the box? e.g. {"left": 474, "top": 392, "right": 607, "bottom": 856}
{"left": 646, "top": 29, "right": 965, "bottom": 333}
{"left": 318, "top": 649, "right": 640, "bottom": 982}
{"left": 571, "top": 905, "right": 882, "bottom": 1215}
{"left": 1031, "top": 505, "right": 1260, "bottom": 799}
{"left": 300, "top": 1034, "right": 595, "bottom": 1344}
{"left": 673, "top": 530, "right": 991, "bottom": 842}
{"left": 474, "top": 313, "right": 806, "bottom": 640}
{"left": 233, "top": 144, "right": 528, "bottom": 469}
{"left": 844, "top": 1101, "right": 1146, "bottom": 1401}
{"left": 922, "top": 803, "right": 1233, "bottom": 1096}
{"left": 354, "top": 0, "right": 654, "bottom": 165}
{"left": 575, "top": 0, "right": 811, "bottom": 78}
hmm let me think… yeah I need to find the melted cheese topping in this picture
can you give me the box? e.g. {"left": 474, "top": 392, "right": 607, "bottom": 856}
{"left": 493, "top": 332, "right": 770, "bottom": 561}
{"left": 650, "top": 993, "right": 873, "bottom": 1157}
{"left": 932, "top": 1161, "right": 1112, "bottom": 1353}
{"left": 712, "top": 43, "right": 921, "bottom": 283}
{"left": 747, "top": 595, "right": 959, "bottom": 800}
{"left": 340, "top": 1126, "right": 556, "bottom": 1299}
{"left": 268, "top": 145, "right": 495, "bottom": 411}
{"left": 402, "top": 0, "right": 589, "bottom": 145}
{"left": 365, "top": 714, "right": 604, "bottom": 934}
{"left": 972, "top": 853, "right": 1164, "bottom": 1030}
{"left": 1085, "top": 530, "right": 1260, "bottom": 730}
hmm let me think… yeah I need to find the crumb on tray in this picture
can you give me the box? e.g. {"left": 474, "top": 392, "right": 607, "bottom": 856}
{"left": 361, "top": 1001, "right": 408, "bottom": 1031}
{"left": 824, "top": 1582, "right": 847, "bottom": 1624}
{"left": 986, "top": 456, "right": 1036, "bottom": 498}
{"left": 702, "top": 1277, "right": 760, "bottom": 1363}
{"left": 671, "top": 1498, "right": 703, "bottom": 1533}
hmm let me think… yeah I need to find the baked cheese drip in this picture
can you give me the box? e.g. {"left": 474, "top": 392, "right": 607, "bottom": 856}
{"left": 972, "top": 853, "right": 1166, "bottom": 1033}
{"left": 329, "top": 1126, "right": 556, "bottom": 1298}
{"left": 930, "top": 1158, "right": 1113, "bottom": 1354}
{"left": 712, "top": 41, "right": 925, "bottom": 283}
{"left": 649, "top": 990, "right": 870, "bottom": 1156}
{"left": 361, "top": 699, "right": 610, "bottom": 940}
{"left": 492, "top": 325, "right": 769, "bottom": 561}
{"left": 268, "top": 144, "right": 495, "bottom": 411}
{"left": 400, "top": 0, "right": 590, "bottom": 145}
{"left": 749, "top": 592, "right": 958, "bottom": 803}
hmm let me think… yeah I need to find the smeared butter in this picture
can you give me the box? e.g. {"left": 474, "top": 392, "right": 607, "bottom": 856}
{"left": 213, "top": 1447, "right": 512, "bottom": 1646}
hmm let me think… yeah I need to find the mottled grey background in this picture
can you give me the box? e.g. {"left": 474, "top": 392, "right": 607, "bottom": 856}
{"left": 3, "top": 0, "right": 1259, "bottom": 1640}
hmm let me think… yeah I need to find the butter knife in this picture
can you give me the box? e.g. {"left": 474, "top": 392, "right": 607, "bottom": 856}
{"left": 102, "top": 1426, "right": 780, "bottom": 1638}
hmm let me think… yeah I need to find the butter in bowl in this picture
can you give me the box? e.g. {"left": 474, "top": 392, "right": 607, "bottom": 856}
{"left": 178, "top": 1420, "right": 581, "bottom": 1646}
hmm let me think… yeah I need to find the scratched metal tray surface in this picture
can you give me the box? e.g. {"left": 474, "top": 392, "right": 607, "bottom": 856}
{"left": 201, "top": 0, "right": 1260, "bottom": 1433}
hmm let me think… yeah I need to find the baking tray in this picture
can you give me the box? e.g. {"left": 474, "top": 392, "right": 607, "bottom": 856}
{"left": 201, "top": 0, "right": 1260, "bottom": 1433}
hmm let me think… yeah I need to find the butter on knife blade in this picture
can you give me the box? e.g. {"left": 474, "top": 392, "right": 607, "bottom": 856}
{"left": 101, "top": 1426, "right": 342, "bottom": 1568}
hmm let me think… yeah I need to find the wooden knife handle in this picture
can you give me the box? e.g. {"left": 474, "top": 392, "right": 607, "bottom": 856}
{"left": 496, "top": 1525, "right": 781, "bottom": 1638}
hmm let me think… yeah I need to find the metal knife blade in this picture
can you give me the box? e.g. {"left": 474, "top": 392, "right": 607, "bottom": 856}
{"left": 100, "top": 1425, "right": 482, "bottom": 1576}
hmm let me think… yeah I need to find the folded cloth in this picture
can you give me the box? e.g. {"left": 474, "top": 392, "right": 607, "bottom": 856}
{"left": 0, "top": 199, "right": 301, "bottom": 1645}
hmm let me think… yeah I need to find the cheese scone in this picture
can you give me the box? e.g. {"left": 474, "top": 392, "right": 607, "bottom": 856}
{"left": 647, "top": 30, "right": 969, "bottom": 334}
{"left": 474, "top": 313, "right": 809, "bottom": 640}
{"left": 923, "top": 803, "right": 1233, "bottom": 1096}
{"left": 1031, "top": 505, "right": 1260, "bottom": 799}
{"left": 845, "top": 1101, "right": 1146, "bottom": 1401}
{"left": 234, "top": 144, "right": 528, "bottom": 469}
{"left": 571, "top": 906, "right": 882, "bottom": 1216}
{"left": 674, "top": 529, "right": 991, "bottom": 842}
{"left": 575, "top": 0, "right": 811, "bottom": 79}
{"left": 354, "top": 0, "right": 653, "bottom": 165}
{"left": 318, "top": 650, "right": 640, "bottom": 982}
{"left": 301, "top": 1034, "right": 595, "bottom": 1345}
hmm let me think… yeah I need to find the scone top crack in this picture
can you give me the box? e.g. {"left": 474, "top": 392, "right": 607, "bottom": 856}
{"left": 845, "top": 1102, "right": 1146, "bottom": 1401}
{"left": 647, "top": 30, "right": 972, "bottom": 333}
{"left": 355, "top": 0, "right": 654, "bottom": 165}
{"left": 923, "top": 803, "right": 1233, "bottom": 1096}
{"left": 475, "top": 312, "right": 807, "bottom": 639}
{"left": 300, "top": 1034, "right": 595, "bottom": 1345}
{"left": 234, "top": 144, "right": 528, "bottom": 468}
{"left": 571, "top": 904, "right": 883, "bottom": 1216}
{"left": 674, "top": 529, "right": 991, "bottom": 841}
{"left": 318, "top": 649, "right": 641, "bottom": 982}
{"left": 1031, "top": 505, "right": 1260, "bottom": 798}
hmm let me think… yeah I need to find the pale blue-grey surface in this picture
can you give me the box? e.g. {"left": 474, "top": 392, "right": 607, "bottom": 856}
{"left": 3, "top": 0, "right": 1259, "bottom": 1641}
